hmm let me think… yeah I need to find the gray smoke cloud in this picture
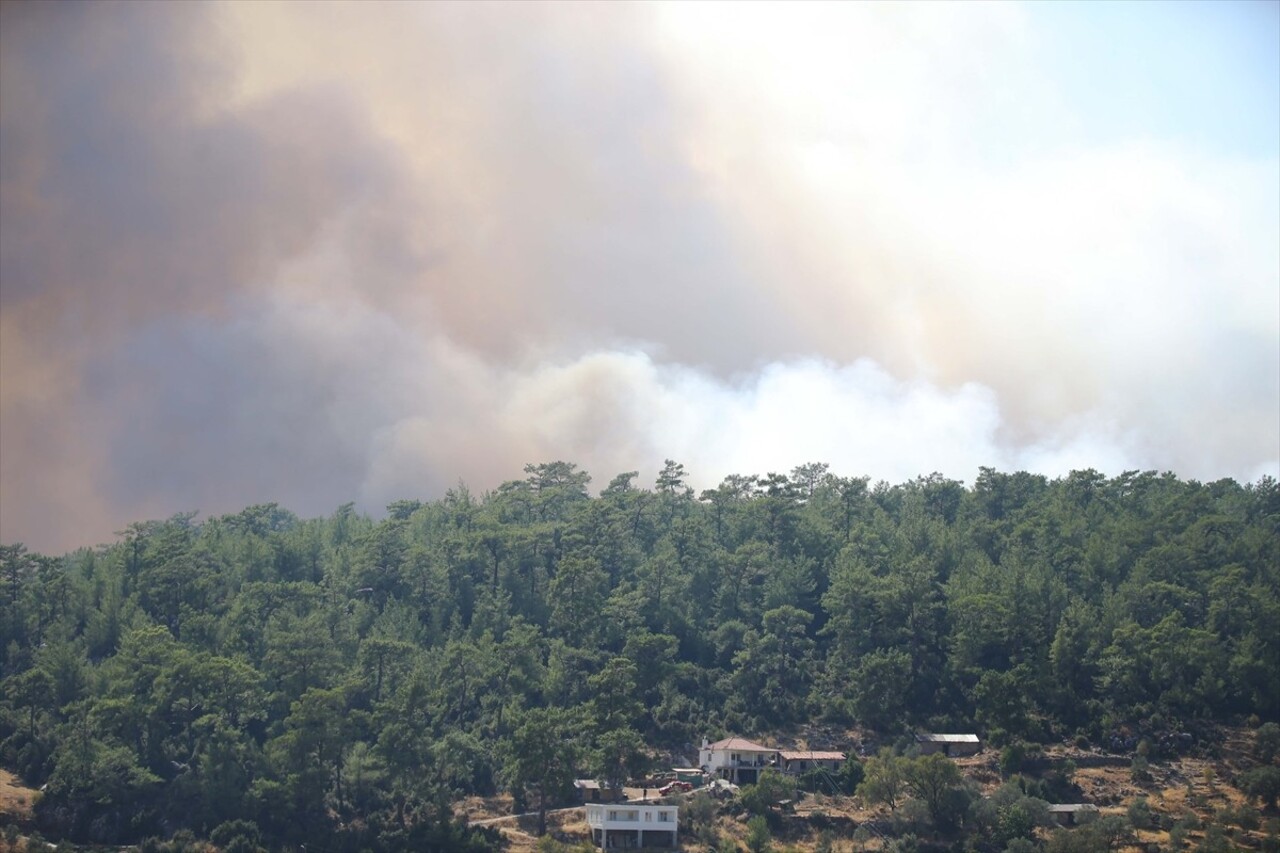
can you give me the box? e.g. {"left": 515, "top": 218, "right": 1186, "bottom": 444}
{"left": 2, "top": 2, "right": 1276, "bottom": 553}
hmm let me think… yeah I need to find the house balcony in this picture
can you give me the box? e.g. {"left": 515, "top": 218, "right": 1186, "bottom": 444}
{"left": 725, "top": 757, "right": 775, "bottom": 768}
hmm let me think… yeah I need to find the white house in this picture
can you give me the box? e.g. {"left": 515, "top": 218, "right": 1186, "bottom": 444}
{"left": 698, "top": 736, "right": 779, "bottom": 785}
{"left": 584, "top": 802, "right": 678, "bottom": 849}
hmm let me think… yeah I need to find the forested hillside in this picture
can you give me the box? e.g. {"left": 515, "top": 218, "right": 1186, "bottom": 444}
{"left": 2, "top": 463, "right": 1278, "bottom": 851}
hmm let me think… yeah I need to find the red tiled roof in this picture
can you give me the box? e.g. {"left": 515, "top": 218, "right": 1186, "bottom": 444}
{"left": 707, "top": 737, "right": 775, "bottom": 753}
{"left": 779, "top": 750, "right": 846, "bottom": 762}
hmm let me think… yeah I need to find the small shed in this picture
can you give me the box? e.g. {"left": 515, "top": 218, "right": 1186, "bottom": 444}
{"left": 575, "top": 779, "right": 624, "bottom": 803}
{"left": 1048, "top": 803, "right": 1100, "bottom": 826}
{"left": 672, "top": 768, "right": 706, "bottom": 788}
{"left": 915, "top": 734, "right": 981, "bottom": 757}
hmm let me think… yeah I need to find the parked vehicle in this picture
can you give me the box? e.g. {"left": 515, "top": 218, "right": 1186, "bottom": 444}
{"left": 658, "top": 780, "right": 694, "bottom": 795}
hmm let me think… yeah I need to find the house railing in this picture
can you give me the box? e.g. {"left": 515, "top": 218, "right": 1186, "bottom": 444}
{"left": 726, "top": 757, "right": 776, "bottom": 768}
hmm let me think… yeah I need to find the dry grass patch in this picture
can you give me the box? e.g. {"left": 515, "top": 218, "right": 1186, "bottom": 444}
{"left": 0, "top": 771, "right": 35, "bottom": 823}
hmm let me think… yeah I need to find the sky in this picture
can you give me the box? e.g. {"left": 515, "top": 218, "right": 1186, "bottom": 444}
{"left": 1, "top": 0, "right": 1277, "bottom": 554}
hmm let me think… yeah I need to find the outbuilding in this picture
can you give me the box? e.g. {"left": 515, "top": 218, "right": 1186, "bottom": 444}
{"left": 1048, "top": 803, "right": 1100, "bottom": 826}
{"left": 778, "top": 750, "right": 846, "bottom": 776}
{"left": 915, "top": 734, "right": 981, "bottom": 757}
{"left": 575, "top": 779, "right": 624, "bottom": 804}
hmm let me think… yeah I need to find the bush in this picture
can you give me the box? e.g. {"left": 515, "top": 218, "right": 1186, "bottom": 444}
{"left": 682, "top": 791, "right": 718, "bottom": 837}
{"left": 797, "top": 767, "right": 839, "bottom": 795}
{"left": 1001, "top": 743, "right": 1027, "bottom": 777}
{"left": 1255, "top": 723, "right": 1280, "bottom": 764}
{"left": 746, "top": 814, "right": 771, "bottom": 853}
{"left": 1242, "top": 766, "right": 1280, "bottom": 810}
{"left": 1217, "top": 804, "right": 1260, "bottom": 831}
{"left": 210, "top": 820, "right": 261, "bottom": 849}
{"left": 884, "top": 834, "right": 919, "bottom": 853}
{"left": 1194, "top": 825, "right": 1232, "bottom": 853}
{"left": 795, "top": 761, "right": 860, "bottom": 795}
{"left": 839, "top": 758, "right": 866, "bottom": 794}
{"left": 891, "top": 800, "right": 931, "bottom": 836}
{"left": 1047, "top": 814, "right": 1129, "bottom": 853}
{"left": 1128, "top": 796, "right": 1153, "bottom": 830}
{"left": 739, "top": 770, "right": 797, "bottom": 816}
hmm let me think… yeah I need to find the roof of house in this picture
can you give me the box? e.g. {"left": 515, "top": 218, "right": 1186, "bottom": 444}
{"left": 915, "top": 733, "right": 981, "bottom": 743}
{"left": 574, "top": 779, "right": 602, "bottom": 790}
{"left": 779, "top": 750, "right": 846, "bottom": 762}
{"left": 707, "top": 737, "right": 776, "bottom": 753}
{"left": 1047, "top": 804, "right": 1099, "bottom": 813}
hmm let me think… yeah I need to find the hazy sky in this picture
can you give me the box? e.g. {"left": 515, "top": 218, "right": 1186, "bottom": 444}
{"left": 2, "top": 1, "right": 1277, "bottom": 554}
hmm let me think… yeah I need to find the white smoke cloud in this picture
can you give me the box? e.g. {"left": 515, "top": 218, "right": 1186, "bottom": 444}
{"left": 247, "top": 250, "right": 1147, "bottom": 505}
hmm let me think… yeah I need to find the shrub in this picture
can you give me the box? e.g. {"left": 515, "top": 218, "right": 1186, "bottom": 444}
{"left": 746, "top": 814, "right": 771, "bottom": 853}
{"left": 1001, "top": 743, "right": 1027, "bottom": 777}
{"left": 797, "top": 767, "right": 840, "bottom": 795}
{"left": 839, "top": 758, "right": 866, "bottom": 794}
{"left": 1242, "top": 766, "right": 1280, "bottom": 810}
{"left": 1218, "top": 804, "right": 1260, "bottom": 831}
{"left": 1194, "top": 825, "right": 1232, "bottom": 853}
{"left": 1128, "top": 796, "right": 1153, "bottom": 829}
{"left": 884, "top": 834, "right": 920, "bottom": 853}
{"left": 210, "top": 820, "right": 261, "bottom": 849}
{"left": 1256, "top": 723, "right": 1280, "bottom": 765}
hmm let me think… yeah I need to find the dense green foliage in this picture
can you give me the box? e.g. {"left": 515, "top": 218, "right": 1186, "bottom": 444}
{"left": 2, "top": 463, "right": 1278, "bottom": 850}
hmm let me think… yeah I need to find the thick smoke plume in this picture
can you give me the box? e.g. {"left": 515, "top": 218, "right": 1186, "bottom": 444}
{"left": 2, "top": 2, "right": 1276, "bottom": 552}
